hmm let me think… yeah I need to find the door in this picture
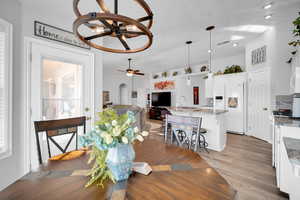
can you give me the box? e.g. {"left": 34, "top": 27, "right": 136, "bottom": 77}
{"left": 248, "top": 67, "right": 271, "bottom": 142}
{"left": 30, "top": 41, "right": 94, "bottom": 169}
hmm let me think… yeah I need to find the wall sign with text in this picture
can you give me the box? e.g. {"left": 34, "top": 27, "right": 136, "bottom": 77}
{"left": 251, "top": 46, "right": 266, "bottom": 65}
{"left": 34, "top": 21, "right": 90, "bottom": 49}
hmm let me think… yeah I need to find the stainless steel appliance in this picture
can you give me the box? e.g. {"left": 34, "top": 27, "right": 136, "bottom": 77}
{"left": 292, "top": 93, "right": 300, "bottom": 118}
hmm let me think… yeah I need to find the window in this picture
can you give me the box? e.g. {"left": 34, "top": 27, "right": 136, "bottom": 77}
{"left": 0, "top": 18, "right": 12, "bottom": 159}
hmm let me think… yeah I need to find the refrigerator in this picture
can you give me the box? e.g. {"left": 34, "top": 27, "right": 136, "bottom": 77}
{"left": 213, "top": 74, "right": 247, "bottom": 134}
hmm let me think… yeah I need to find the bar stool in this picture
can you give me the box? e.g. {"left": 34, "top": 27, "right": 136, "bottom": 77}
{"left": 199, "top": 128, "right": 209, "bottom": 153}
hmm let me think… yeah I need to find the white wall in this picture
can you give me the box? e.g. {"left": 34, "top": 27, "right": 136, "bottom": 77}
{"left": 0, "top": 0, "right": 24, "bottom": 191}
{"left": 103, "top": 68, "right": 149, "bottom": 107}
{"left": 21, "top": 3, "right": 104, "bottom": 115}
{"left": 211, "top": 53, "right": 246, "bottom": 73}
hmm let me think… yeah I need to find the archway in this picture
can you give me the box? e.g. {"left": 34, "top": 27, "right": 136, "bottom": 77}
{"left": 119, "top": 83, "right": 129, "bottom": 105}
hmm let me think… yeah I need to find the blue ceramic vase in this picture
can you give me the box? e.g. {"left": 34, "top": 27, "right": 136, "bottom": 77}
{"left": 106, "top": 143, "right": 135, "bottom": 182}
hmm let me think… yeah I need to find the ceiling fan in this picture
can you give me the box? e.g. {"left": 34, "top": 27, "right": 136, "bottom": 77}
{"left": 117, "top": 58, "right": 145, "bottom": 76}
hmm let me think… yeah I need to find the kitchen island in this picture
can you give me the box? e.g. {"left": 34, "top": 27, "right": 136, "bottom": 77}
{"left": 168, "top": 107, "right": 228, "bottom": 152}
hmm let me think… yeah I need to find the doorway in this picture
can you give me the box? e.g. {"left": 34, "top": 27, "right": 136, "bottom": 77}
{"left": 119, "top": 83, "right": 129, "bottom": 105}
{"left": 25, "top": 38, "right": 94, "bottom": 171}
{"left": 248, "top": 67, "right": 271, "bottom": 142}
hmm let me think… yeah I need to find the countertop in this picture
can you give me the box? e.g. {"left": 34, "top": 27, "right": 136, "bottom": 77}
{"left": 283, "top": 137, "right": 300, "bottom": 167}
{"left": 168, "top": 107, "right": 228, "bottom": 115}
{"left": 274, "top": 115, "right": 300, "bottom": 127}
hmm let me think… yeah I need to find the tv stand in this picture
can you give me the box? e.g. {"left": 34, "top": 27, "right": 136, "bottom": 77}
{"left": 149, "top": 107, "right": 170, "bottom": 120}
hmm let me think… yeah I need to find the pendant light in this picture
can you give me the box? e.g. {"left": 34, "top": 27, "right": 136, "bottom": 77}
{"left": 186, "top": 41, "right": 192, "bottom": 86}
{"left": 206, "top": 26, "right": 215, "bottom": 78}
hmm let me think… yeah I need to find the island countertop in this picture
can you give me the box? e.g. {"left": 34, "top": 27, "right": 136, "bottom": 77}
{"left": 168, "top": 107, "right": 228, "bottom": 115}
{"left": 283, "top": 137, "right": 300, "bottom": 167}
{"left": 274, "top": 115, "right": 300, "bottom": 128}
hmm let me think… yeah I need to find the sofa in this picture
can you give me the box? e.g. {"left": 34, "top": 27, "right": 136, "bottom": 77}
{"left": 108, "top": 105, "right": 146, "bottom": 131}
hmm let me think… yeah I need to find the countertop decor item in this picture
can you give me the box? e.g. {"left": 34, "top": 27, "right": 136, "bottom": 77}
{"left": 172, "top": 71, "right": 178, "bottom": 76}
{"left": 79, "top": 109, "right": 149, "bottom": 187}
{"left": 200, "top": 65, "right": 208, "bottom": 72}
{"left": 153, "top": 74, "right": 159, "bottom": 79}
{"left": 73, "top": 0, "right": 154, "bottom": 53}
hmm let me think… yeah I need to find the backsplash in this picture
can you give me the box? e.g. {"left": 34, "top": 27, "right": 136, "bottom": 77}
{"left": 276, "top": 95, "right": 293, "bottom": 110}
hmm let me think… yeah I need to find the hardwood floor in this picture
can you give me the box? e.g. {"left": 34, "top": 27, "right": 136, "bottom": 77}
{"left": 147, "top": 119, "right": 289, "bottom": 200}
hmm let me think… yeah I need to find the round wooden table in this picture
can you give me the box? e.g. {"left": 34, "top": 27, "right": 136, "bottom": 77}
{"left": 0, "top": 139, "right": 236, "bottom": 200}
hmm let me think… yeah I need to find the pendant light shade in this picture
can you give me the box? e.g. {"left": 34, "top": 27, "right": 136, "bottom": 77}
{"left": 186, "top": 41, "right": 192, "bottom": 85}
{"left": 206, "top": 26, "right": 215, "bottom": 74}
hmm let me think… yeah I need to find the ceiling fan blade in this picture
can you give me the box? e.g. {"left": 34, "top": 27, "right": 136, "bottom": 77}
{"left": 117, "top": 69, "right": 126, "bottom": 72}
{"left": 134, "top": 72, "right": 145, "bottom": 76}
{"left": 133, "top": 70, "right": 140, "bottom": 72}
{"left": 117, "top": 35, "right": 130, "bottom": 50}
{"left": 84, "top": 32, "right": 112, "bottom": 40}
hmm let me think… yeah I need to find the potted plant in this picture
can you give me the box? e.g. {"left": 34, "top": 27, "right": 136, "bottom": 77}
{"left": 79, "top": 109, "right": 149, "bottom": 187}
{"left": 224, "top": 65, "right": 243, "bottom": 74}
{"left": 162, "top": 71, "right": 168, "bottom": 78}
{"left": 289, "top": 12, "right": 300, "bottom": 47}
{"left": 185, "top": 67, "right": 192, "bottom": 74}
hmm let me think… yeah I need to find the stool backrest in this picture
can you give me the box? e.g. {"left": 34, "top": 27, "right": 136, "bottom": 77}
{"left": 34, "top": 116, "right": 86, "bottom": 164}
{"left": 165, "top": 114, "right": 202, "bottom": 151}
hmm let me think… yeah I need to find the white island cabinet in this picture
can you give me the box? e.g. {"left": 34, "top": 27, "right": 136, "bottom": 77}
{"left": 272, "top": 116, "right": 300, "bottom": 200}
{"left": 169, "top": 107, "right": 228, "bottom": 152}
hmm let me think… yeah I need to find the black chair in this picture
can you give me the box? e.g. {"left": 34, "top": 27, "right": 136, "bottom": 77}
{"left": 34, "top": 116, "right": 86, "bottom": 165}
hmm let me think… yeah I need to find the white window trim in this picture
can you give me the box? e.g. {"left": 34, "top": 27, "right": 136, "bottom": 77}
{"left": 0, "top": 18, "right": 13, "bottom": 160}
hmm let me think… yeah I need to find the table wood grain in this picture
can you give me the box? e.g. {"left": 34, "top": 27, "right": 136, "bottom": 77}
{"left": 0, "top": 139, "right": 236, "bottom": 200}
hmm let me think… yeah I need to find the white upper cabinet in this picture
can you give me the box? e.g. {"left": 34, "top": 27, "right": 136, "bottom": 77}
{"left": 205, "top": 77, "right": 214, "bottom": 98}
{"left": 290, "top": 48, "right": 300, "bottom": 94}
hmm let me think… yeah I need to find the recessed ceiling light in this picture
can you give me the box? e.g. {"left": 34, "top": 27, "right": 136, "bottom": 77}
{"left": 263, "top": 2, "right": 273, "bottom": 10}
{"left": 233, "top": 43, "right": 238, "bottom": 47}
{"left": 265, "top": 14, "right": 272, "bottom": 20}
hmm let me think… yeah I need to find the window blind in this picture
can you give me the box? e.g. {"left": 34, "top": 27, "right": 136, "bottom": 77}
{"left": 0, "top": 32, "right": 5, "bottom": 149}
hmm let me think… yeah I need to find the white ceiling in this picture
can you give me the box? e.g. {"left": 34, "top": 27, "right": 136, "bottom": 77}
{"left": 20, "top": 0, "right": 300, "bottom": 73}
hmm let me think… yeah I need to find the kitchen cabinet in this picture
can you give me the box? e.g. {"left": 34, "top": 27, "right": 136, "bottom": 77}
{"left": 205, "top": 77, "right": 214, "bottom": 98}
{"left": 272, "top": 120, "right": 300, "bottom": 199}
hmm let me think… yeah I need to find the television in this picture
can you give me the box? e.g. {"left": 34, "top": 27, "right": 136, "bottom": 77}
{"left": 151, "top": 92, "right": 171, "bottom": 107}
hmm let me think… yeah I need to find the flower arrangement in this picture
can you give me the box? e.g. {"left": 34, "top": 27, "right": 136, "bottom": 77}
{"left": 154, "top": 81, "right": 175, "bottom": 90}
{"left": 79, "top": 109, "right": 149, "bottom": 188}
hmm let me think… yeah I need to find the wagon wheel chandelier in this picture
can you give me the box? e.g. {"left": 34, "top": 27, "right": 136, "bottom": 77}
{"left": 73, "top": 0, "right": 154, "bottom": 53}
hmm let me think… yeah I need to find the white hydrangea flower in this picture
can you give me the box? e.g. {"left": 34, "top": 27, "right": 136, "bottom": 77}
{"left": 105, "top": 123, "right": 110, "bottom": 127}
{"left": 134, "top": 127, "right": 139, "bottom": 133}
{"left": 136, "top": 135, "right": 144, "bottom": 142}
{"left": 111, "top": 120, "right": 118, "bottom": 126}
{"left": 113, "top": 127, "right": 121, "bottom": 137}
{"left": 105, "top": 135, "right": 113, "bottom": 144}
{"left": 122, "top": 136, "right": 129, "bottom": 144}
{"left": 101, "top": 132, "right": 109, "bottom": 138}
{"left": 141, "top": 131, "right": 149, "bottom": 137}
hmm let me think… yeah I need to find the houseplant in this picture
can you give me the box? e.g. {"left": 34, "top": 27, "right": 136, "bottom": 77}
{"left": 185, "top": 67, "right": 192, "bottom": 74}
{"left": 79, "top": 109, "right": 149, "bottom": 187}
{"left": 288, "top": 12, "right": 300, "bottom": 47}
{"left": 224, "top": 65, "right": 243, "bottom": 74}
{"left": 162, "top": 71, "right": 168, "bottom": 77}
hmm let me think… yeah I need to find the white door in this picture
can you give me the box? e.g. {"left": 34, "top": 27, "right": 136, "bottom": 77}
{"left": 248, "top": 67, "right": 271, "bottom": 142}
{"left": 29, "top": 41, "right": 94, "bottom": 169}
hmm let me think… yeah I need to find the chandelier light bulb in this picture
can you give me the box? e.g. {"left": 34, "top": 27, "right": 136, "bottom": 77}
{"left": 126, "top": 72, "right": 133, "bottom": 77}
{"left": 208, "top": 49, "right": 212, "bottom": 53}
{"left": 93, "top": 26, "right": 105, "bottom": 34}
{"left": 126, "top": 25, "right": 138, "bottom": 32}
